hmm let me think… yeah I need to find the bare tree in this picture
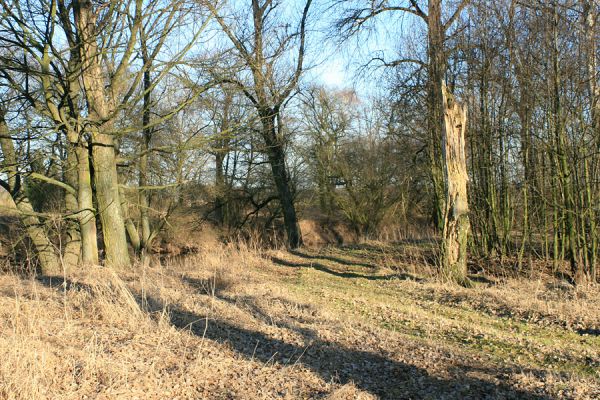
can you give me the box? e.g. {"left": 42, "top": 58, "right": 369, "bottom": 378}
{"left": 336, "top": 0, "right": 471, "bottom": 282}
{"left": 204, "top": 0, "right": 313, "bottom": 248}
{"left": 0, "top": 107, "right": 62, "bottom": 273}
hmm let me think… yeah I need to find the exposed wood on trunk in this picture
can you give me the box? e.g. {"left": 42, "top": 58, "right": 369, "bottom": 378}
{"left": 441, "top": 84, "right": 470, "bottom": 285}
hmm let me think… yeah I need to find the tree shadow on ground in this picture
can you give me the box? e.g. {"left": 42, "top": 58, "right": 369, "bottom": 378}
{"left": 181, "top": 276, "right": 233, "bottom": 297}
{"left": 143, "top": 290, "right": 553, "bottom": 400}
{"left": 467, "top": 274, "right": 498, "bottom": 286}
{"left": 336, "top": 243, "right": 441, "bottom": 271}
{"left": 340, "top": 240, "right": 437, "bottom": 253}
{"left": 270, "top": 256, "right": 423, "bottom": 282}
{"left": 36, "top": 275, "right": 86, "bottom": 291}
{"left": 32, "top": 273, "right": 555, "bottom": 399}
{"left": 218, "top": 293, "right": 320, "bottom": 341}
{"left": 576, "top": 328, "right": 600, "bottom": 336}
{"left": 289, "top": 249, "right": 378, "bottom": 269}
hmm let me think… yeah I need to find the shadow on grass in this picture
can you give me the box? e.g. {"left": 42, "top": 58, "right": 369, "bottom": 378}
{"left": 32, "top": 273, "right": 554, "bottom": 399}
{"left": 339, "top": 239, "right": 437, "bottom": 253}
{"left": 147, "top": 291, "right": 553, "bottom": 400}
{"left": 467, "top": 274, "right": 498, "bottom": 285}
{"left": 576, "top": 328, "right": 600, "bottom": 336}
{"left": 270, "top": 256, "right": 423, "bottom": 282}
{"left": 289, "top": 249, "right": 378, "bottom": 269}
{"left": 36, "top": 275, "right": 85, "bottom": 291}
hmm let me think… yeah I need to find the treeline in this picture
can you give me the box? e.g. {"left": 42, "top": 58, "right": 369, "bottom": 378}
{"left": 337, "top": 0, "right": 600, "bottom": 284}
{"left": 0, "top": 0, "right": 598, "bottom": 285}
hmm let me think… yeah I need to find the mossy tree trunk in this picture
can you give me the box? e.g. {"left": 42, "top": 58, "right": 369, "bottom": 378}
{"left": 583, "top": 0, "right": 598, "bottom": 282}
{"left": 261, "top": 111, "right": 303, "bottom": 249}
{"left": 551, "top": 4, "right": 582, "bottom": 284}
{"left": 139, "top": 30, "right": 152, "bottom": 252}
{"left": 73, "top": 0, "right": 131, "bottom": 267}
{"left": 73, "top": 134, "right": 99, "bottom": 265}
{"left": 0, "top": 113, "right": 62, "bottom": 274}
{"left": 62, "top": 134, "right": 82, "bottom": 268}
{"left": 212, "top": 91, "right": 234, "bottom": 227}
{"left": 427, "top": 0, "right": 447, "bottom": 232}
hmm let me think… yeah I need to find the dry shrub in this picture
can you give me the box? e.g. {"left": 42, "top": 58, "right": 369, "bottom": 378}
{"left": 299, "top": 219, "right": 358, "bottom": 248}
{"left": 0, "top": 269, "right": 156, "bottom": 400}
{"left": 0, "top": 242, "right": 338, "bottom": 400}
{"left": 374, "top": 220, "right": 436, "bottom": 244}
{"left": 231, "top": 225, "right": 287, "bottom": 252}
{"left": 67, "top": 267, "right": 146, "bottom": 325}
{"left": 154, "top": 210, "right": 220, "bottom": 255}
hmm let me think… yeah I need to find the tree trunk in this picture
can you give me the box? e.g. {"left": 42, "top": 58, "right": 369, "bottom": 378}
{"left": 214, "top": 92, "right": 231, "bottom": 226}
{"left": 138, "top": 117, "right": 151, "bottom": 251}
{"left": 441, "top": 84, "right": 470, "bottom": 285}
{"left": 74, "top": 0, "right": 130, "bottom": 267}
{"left": 584, "top": 0, "right": 598, "bottom": 282}
{"left": 62, "top": 136, "right": 82, "bottom": 268}
{"left": 74, "top": 135, "right": 99, "bottom": 265}
{"left": 262, "top": 113, "right": 302, "bottom": 248}
{"left": 120, "top": 185, "right": 141, "bottom": 253}
{"left": 215, "top": 151, "right": 226, "bottom": 225}
{"left": 139, "top": 36, "right": 152, "bottom": 251}
{"left": 0, "top": 114, "right": 61, "bottom": 274}
{"left": 551, "top": 4, "right": 582, "bottom": 283}
{"left": 90, "top": 133, "right": 131, "bottom": 267}
{"left": 428, "top": 0, "right": 447, "bottom": 231}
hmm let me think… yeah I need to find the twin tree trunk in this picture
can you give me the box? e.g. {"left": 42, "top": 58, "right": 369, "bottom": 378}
{"left": 441, "top": 84, "right": 470, "bottom": 285}
{"left": 74, "top": 137, "right": 99, "bottom": 265}
{"left": 90, "top": 134, "right": 131, "bottom": 267}
{"left": 66, "top": 129, "right": 99, "bottom": 265}
{"left": 74, "top": 0, "right": 130, "bottom": 267}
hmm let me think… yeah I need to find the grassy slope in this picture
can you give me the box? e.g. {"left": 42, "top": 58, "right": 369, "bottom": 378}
{"left": 0, "top": 242, "right": 598, "bottom": 399}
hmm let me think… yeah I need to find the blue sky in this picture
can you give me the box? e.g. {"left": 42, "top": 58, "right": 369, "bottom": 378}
{"left": 300, "top": 0, "right": 425, "bottom": 98}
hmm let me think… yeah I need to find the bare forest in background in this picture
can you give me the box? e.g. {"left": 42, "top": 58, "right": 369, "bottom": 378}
{"left": 1, "top": 1, "right": 600, "bottom": 399}
{"left": 0, "top": 0, "right": 597, "bottom": 285}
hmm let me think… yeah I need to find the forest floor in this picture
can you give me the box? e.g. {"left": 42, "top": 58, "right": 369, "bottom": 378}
{"left": 0, "top": 240, "right": 599, "bottom": 399}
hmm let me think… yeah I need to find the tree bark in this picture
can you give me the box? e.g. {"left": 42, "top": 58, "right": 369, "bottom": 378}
{"left": 74, "top": 134, "right": 99, "bottom": 265}
{"left": 441, "top": 84, "right": 470, "bottom": 285}
{"left": 139, "top": 33, "right": 152, "bottom": 251}
{"left": 215, "top": 151, "right": 226, "bottom": 225}
{"left": 551, "top": 3, "right": 582, "bottom": 283}
{"left": 428, "top": 0, "right": 447, "bottom": 231}
{"left": 120, "top": 185, "right": 141, "bottom": 253}
{"left": 583, "top": 0, "right": 598, "bottom": 282}
{"left": 73, "top": 0, "right": 130, "bottom": 267}
{"left": 62, "top": 135, "right": 81, "bottom": 268}
{"left": 0, "top": 114, "right": 62, "bottom": 274}
{"left": 262, "top": 112, "right": 302, "bottom": 249}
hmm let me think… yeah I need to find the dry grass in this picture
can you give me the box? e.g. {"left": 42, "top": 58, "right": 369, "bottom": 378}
{"left": 0, "top": 242, "right": 599, "bottom": 399}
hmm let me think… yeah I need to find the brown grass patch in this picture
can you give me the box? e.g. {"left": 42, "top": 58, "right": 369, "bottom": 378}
{"left": 0, "top": 243, "right": 598, "bottom": 399}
